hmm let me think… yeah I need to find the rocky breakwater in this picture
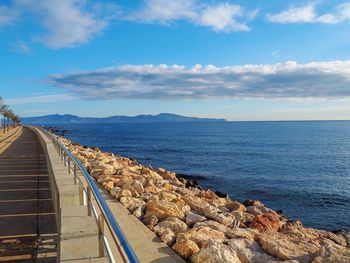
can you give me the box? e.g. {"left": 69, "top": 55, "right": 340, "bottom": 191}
{"left": 59, "top": 136, "right": 350, "bottom": 263}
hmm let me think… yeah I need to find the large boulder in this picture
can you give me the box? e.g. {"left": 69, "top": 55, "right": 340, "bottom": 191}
{"left": 312, "top": 241, "right": 350, "bottom": 263}
{"left": 193, "top": 220, "right": 230, "bottom": 233}
{"left": 202, "top": 205, "right": 234, "bottom": 226}
{"left": 256, "top": 231, "right": 319, "bottom": 263}
{"left": 183, "top": 195, "right": 209, "bottom": 212}
{"left": 250, "top": 212, "right": 282, "bottom": 232}
{"left": 191, "top": 240, "right": 241, "bottom": 263}
{"left": 159, "top": 228, "right": 176, "bottom": 247}
{"left": 246, "top": 205, "right": 275, "bottom": 216}
{"left": 155, "top": 217, "right": 189, "bottom": 234}
{"left": 226, "top": 201, "right": 247, "bottom": 212}
{"left": 227, "top": 238, "right": 282, "bottom": 263}
{"left": 281, "top": 221, "right": 347, "bottom": 247}
{"left": 172, "top": 238, "right": 200, "bottom": 260}
{"left": 186, "top": 211, "right": 207, "bottom": 226}
{"left": 227, "top": 228, "right": 259, "bottom": 241}
{"left": 176, "top": 226, "right": 225, "bottom": 248}
{"left": 145, "top": 200, "right": 185, "bottom": 221}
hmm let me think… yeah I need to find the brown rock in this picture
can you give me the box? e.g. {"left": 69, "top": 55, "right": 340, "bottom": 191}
{"left": 202, "top": 205, "right": 234, "bottom": 226}
{"left": 312, "top": 241, "right": 350, "bottom": 263}
{"left": 193, "top": 220, "right": 230, "bottom": 233}
{"left": 177, "top": 226, "right": 225, "bottom": 248}
{"left": 227, "top": 228, "right": 258, "bottom": 241}
{"left": 172, "top": 238, "right": 200, "bottom": 260}
{"left": 183, "top": 195, "right": 209, "bottom": 212}
{"left": 250, "top": 212, "right": 282, "bottom": 232}
{"left": 155, "top": 217, "right": 188, "bottom": 234}
{"left": 226, "top": 201, "right": 247, "bottom": 212}
{"left": 159, "top": 228, "right": 176, "bottom": 247}
{"left": 145, "top": 200, "right": 185, "bottom": 221}
{"left": 227, "top": 238, "right": 283, "bottom": 263}
{"left": 256, "top": 231, "right": 319, "bottom": 262}
{"left": 185, "top": 211, "right": 206, "bottom": 226}
{"left": 191, "top": 240, "right": 241, "bottom": 263}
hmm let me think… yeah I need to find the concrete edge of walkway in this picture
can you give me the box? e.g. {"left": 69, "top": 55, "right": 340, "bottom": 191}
{"left": 28, "top": 126, "right": 61, "bottom": 258}
{"left": 31, "top": 126, "right": 186, "bottom": 263}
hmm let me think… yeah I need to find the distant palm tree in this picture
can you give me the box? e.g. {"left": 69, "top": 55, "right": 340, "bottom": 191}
{"left": 0, "top": 100, "right": 9, "bottom": 134}
{"left": 13, "top": 115, "right": 20, "bottom": 127}
{"left": 6, "top": 109, "right": 13, "bottom": 131}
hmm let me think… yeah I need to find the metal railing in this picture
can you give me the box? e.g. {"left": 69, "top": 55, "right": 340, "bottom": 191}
{"left": 39, "top": 127, "right": 139, "bottom": 263}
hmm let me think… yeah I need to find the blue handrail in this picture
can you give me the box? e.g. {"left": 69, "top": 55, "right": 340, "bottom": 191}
{"left": 42, "top": 128, "right": 140, "bottom": 263}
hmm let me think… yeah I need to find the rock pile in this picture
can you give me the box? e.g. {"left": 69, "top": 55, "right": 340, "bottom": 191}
{"left": 59, "top": 136, "right": 350, "bottom": 263}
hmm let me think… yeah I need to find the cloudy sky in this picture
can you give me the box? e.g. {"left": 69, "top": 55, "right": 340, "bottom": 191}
{"left": 1, "top": 0, "right": 350, "bottom": 120}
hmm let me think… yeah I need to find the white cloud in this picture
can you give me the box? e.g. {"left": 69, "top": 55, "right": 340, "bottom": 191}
{"left": 48, "top": 61, "right": 350, "bottom": 101}
{"left": 267, "top": 2, "right": 350, "bottom": 24}
{"left": 1, "top": 0, "right": 119, "bottom": 49}
{"left": 6, "top": 94, "right": 77, "bottom": 105}
{"left": 16, "top": 0, "right": 118, "bottom": 49}
{"left": 127, "top": 0, "right": 257, "bottom": 32}
{"left": 11, "top": 41, "right": 32, "bottom": 54}
{"left": 0, "top": 3, "right": 18, "bottom": 28}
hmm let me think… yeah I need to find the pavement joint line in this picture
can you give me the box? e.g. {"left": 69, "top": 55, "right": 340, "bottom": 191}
{"left": 0, "top": 198, "right": 53, "bottom": 203}
{"left": 0, "top": 233, "right": 59, "bottom": 239}
{"left": 0, "top": 174, "right": 49, "bottom": 177}
{"left": 0, "top": 212, "right": 56, "bottom": 218}
{"left": 0, "top": 180, "right": 50, "bottom": 183}
{"left": 0, "top": 188, "right": 50, "bottom": 191}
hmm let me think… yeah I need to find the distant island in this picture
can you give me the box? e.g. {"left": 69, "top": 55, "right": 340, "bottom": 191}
{"left": 21, "top": 113, "right": 227, "bottom": 125}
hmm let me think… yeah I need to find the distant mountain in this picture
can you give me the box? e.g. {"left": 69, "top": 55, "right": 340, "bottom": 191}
{"left": 21, "top": 113, "right": 227, "bottom": 125}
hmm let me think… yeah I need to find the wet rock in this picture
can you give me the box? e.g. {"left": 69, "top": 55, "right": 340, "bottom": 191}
{"left": 191, "top": 240, "right": 241, "bottom": 263}
{"left": 177, "top": 226, "right": 225, "bottom": 248}
{"left": 185, "top": 211, "right": 206, "bottom": 226}
{"left": 227, "top": 228, "right": 259, "bottom": 241}
{"left": 250, "top": 212, "right": 282, "bottom": 232}
{"left": 172, "top": 238, "right": 200, "bottom": 260}
{"left": 193, "top": 220, "right": 230, "bottom": 233}
{"left": 145, "top": 200, "right": 185, "bottom": 221}
{"left": 243, "top": 200, "right": 263, "bottom": 207}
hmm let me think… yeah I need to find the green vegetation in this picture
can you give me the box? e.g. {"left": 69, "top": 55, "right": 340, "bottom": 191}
{"left": 0, "top": 96, "right": 20, "bottom": 133}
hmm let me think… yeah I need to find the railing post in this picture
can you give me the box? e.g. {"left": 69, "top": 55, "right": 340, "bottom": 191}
{"left": 67, "top": 157, "right": 71, "bottom": 173}
{"left": 98, "top": 214, "right": 105, "bottom": 257}
{"left": 73, "top": 163, "right": 77, "bottom": 185}
{"left": 63, "top": 152, "right": 66, "bottom": 166}
{"left": 87, "top": 186, "right": 92, "bottom": 216}
{"left": 79, "top": 182, "right": 84, "bottom": 205}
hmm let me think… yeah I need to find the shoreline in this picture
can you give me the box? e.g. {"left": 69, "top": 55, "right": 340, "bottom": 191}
{"left": 55, "top": 131, "right": 350, "bottom": 262}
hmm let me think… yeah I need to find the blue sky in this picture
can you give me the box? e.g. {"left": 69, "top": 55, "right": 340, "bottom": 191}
{"left": 1, "top": 0, "right": 350, "bottom": 120}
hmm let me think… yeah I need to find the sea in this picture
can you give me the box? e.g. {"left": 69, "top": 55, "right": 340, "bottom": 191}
{"left": 52, "top": 121, "right": 350, "bottom": 231}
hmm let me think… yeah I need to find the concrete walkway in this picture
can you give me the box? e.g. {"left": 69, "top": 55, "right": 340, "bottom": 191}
{"left": 0, "top": 126, "right": 58, "bottom": 262}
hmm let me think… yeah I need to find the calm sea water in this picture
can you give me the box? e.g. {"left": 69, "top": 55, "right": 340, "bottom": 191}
{"left": 55, "top": 121, "right": 350, "bottom": 231}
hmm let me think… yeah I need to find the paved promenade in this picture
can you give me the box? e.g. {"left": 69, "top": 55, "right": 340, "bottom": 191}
{"left": 0, "top": 126, "right": 58, "bottom": 262}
